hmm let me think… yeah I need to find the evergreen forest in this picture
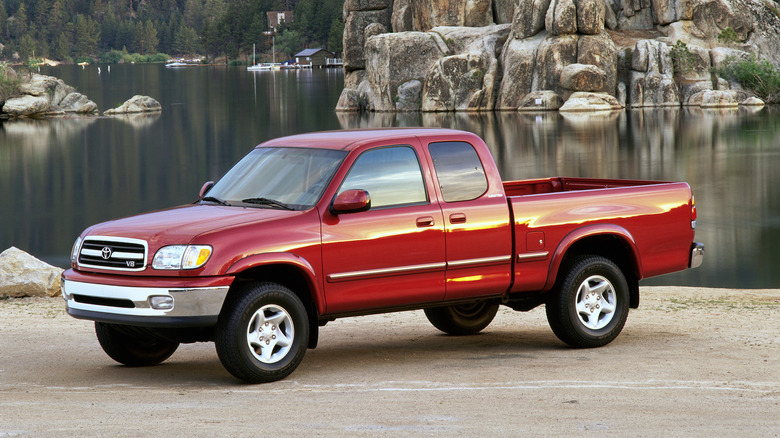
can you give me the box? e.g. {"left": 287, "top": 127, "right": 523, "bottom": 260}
{"left": 0, "top": 0, "right": 345, "bottom": 64}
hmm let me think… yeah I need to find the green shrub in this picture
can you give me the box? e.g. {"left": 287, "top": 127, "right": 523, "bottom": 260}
{"left": 717, "top": 27, "right": 741, "bottom": 45}
{"left": 718, "top": 55, "right": 780, "bottom": 103}
{"left": 101, "top": 50, "right": 124, "bottom": 64}
{"left": 149, "top": 53, "right": 170, "bottom": 63}
{"left": 669, "top": 40, "right": 697, "bottom": 77}
{"left": 228, "top": 59, "right": 246, "bottom": 66}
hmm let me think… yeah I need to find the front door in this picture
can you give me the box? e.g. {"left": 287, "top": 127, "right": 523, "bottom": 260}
{"left": 321, "top": 144, "right": 446, "bottom": 314}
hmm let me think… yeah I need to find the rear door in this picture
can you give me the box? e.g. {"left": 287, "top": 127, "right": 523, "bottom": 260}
{"left": 426, "top": 140, "right": 513, "bottom": 300}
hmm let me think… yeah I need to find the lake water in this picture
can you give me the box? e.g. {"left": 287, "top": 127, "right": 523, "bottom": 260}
{"left": 1, "top": 64, "right": 778, "bottom": 289}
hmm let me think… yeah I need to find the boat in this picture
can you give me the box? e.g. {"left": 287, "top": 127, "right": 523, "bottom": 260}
{"left": 247, "top": 62, "right": 281, "bottom": 71}
{"left": 165, "top": 62, "right": 196, "bottom": 68}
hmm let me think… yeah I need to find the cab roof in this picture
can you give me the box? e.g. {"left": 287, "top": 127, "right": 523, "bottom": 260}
{"left": 257, "top": 128, "right": 482, "bottom": 151}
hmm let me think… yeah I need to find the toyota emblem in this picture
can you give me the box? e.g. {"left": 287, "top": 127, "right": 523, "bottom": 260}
{"left": 101, "top": 247, "right": 112, "bottom": 260}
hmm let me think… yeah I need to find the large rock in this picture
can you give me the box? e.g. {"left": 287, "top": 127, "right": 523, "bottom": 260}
{"left": 343, "top": 8, "right": 392, "bottom": 72}
{"left": 411, "top": 0, "right": 494, "bottom": 31}
{"left": 363, "top": 32, "right": 449, "bottom": 111}
{"left": 545, "top": 0, "right": 578, "bottom": 35}
{"left": 422, "top": 25, "right": 510, "bottom": 111}
{"left": 629, "top": 39, "right": 680, "bottom": 107}
{"left": 559, "top": 91, "right": 623, "bottom": 111}
{"left": 497, "top": 32, "right": 546, "bottom": 109}
{"left": 391, "top": 0, "right": 414, "bottom": 32}
{"left": 59, "top": 92, "right": 99, "bottom": 114}
{"left": 561, "top": 63, "right": 607, "bottom": 91}
{"left": 516, "top": 90, "right": 564, "bottom": 110}
{"left": 578, "top": 32, "right": 617, "bottom": 94}
{"left": 687, "top": 89, "right": 739, "bottom": 107}
{"left": 396, "top": 79, "right": 423, "bottom": 111}
{"left": 534, "top": 34, "right": 580, "bottom": 99}
{"left": 0, "top": 247, "right": 63, "bottom": 298}
{"left": 104, "top": 95, "right": 162, "bottom": 115}
{"left": 513, "top": 0, "right": 553, "bottom": 39}
{"left": 2, "top": 95, "right": 52, "bottom": 117}
{"left": 577, "top": 0, "right": 606, "bottom": 35}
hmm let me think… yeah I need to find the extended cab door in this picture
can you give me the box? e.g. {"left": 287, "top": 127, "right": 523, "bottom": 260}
{"left": 425, "top": 140, "right": 513, "bottom": 300}
{"left": 320, "top": 143, "right": 446, "bottom": 313}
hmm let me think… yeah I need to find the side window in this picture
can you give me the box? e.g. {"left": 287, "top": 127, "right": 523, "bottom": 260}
{"left": 428, "top": 141, "right": 488, "bottom": 202}
{"left": 338, "top": 146, "right": 427, "bottom": 208}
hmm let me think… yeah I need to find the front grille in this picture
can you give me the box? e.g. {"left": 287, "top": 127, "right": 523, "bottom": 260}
{"left": 78, "top": 237, "right": 148, "bottom": 271}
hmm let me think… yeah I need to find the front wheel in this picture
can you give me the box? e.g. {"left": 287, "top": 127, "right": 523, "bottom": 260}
{"left": 545, "top": 256, "right": 629, "bottom": 348}
{"left": 424, "top": 301, "right": 499, "bottom": 336}
{"left": 95, "top": 322, "right": 179, "bottom": 366}
{"left": 215, "top": 282, "right": 309, "bottom": 383}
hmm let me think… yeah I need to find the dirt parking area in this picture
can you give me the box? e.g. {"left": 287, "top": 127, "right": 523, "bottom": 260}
{"left": 0, "top": 286, "right": 777, "bottom": 437}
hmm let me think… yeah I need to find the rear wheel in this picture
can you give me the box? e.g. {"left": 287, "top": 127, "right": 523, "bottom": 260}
{"left": 95, "top": 322, "right": 179, "bottom": 366}
{"left": 545, "top": 255, "right": 629, "bottom": 348}
{"left": 215, "top": 282, "right": 309, "bottom": 383}
{"left": 424, "top": 301, "right": 499, "bottom": 336}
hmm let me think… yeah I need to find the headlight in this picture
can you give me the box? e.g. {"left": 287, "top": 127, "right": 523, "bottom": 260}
{"left": 71, "top": 236, "right": 83, "bottom": 263}
{"left": 152, "top": 245, "right": 213, "bottom": 270}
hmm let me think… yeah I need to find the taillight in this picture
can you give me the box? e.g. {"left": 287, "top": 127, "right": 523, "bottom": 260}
{"left": 691, "top": 196, "right": 697, "bottom": 229}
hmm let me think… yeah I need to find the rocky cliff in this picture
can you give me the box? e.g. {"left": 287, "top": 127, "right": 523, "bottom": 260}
{"left": 337, "top": 0, "right": 780, "bottom": 111}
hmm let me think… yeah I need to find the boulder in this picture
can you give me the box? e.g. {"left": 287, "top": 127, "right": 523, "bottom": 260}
{"left": 629, "top": 40, "right": 680, "bottom": 107}
{"left": 710, "top": 46, "right": 750, "bottom": 72}
{"left": 494, "top": 0, "right": 518, "bottom": 24}
{"left": 559, "top": 91, "right": 623, "bottom": 111}
{"left": 513, "top": 0, "right": 553, "bottom": 39}
{"left": 497, "top": 32, "right": 546, "bottom": 109}
{"left": 0, "top": 247, "right": 63, "bottom": 298}
{"left": 396, "top": 79, "right": 423, "bottom": 111}
{"left": 545, "top": 0, "right": 578, "bottom": 35}
{"left": 2, "top": 94, "right": 51, "bottom": 117}
{"left": 58, "top": 92, "right": 99, "bottom": 114}
{"left": 104, "top": 95, "right": 162, "bottom": 115}
{"left": 578, "top": 32, "right": 618, "bottom": 94}
{"left": 516, "top": 90, "right": 564, "bottom": 111}
{"left": 534, "top": 34, "right": 580, "bottom": 99}
{"left": 411, "top": 0, "right": 494, "bottom": 31}
{"left": 688, "top": 89, "right": 739, "bottom": 107}
{"left": 577, "top": 0, "right": 606, "bottom": 35}
{"left": 561, "top": 63, "right": 607, "bottom": 91}
{"left": 741, "top": 96, "right": 764, "bottom": 106}
{"left": 343, "top": 8, "right": 392, "bottom": 71}
{"left": 363, "top": 32, "right": 449, "bottom": 111}
{"left": 391, "top": 0, "right": 414, "bottom": 32}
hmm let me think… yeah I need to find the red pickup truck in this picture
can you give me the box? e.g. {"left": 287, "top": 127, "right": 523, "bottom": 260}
{"left": 62, "top": 128, "right": 703, "bottom": 383}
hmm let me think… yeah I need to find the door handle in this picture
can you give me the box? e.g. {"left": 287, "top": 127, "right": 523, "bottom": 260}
{"left": 416, "top": 216, "right": 435, "bottom": 227}
{"left": 449, "top": 213, "right": 467, "bottom": 224}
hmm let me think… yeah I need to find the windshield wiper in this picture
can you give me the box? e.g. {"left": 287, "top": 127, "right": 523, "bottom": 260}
{"left": 200, "top": 196, "right": 230, "bottom": 206}
{"left": 241, "top": 197, "right": 295, "bottom": 210}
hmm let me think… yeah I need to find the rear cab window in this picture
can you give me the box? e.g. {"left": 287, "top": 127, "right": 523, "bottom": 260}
{"left": 428, "top": 141, "right": 488, "bottom": 202}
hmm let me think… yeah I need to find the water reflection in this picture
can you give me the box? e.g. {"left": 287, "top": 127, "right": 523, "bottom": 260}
{"left": 336, "top": 107, "right": 780, "bottom": 288}
{"left": 1, "top": 65, "right": 778, "bottom": 288}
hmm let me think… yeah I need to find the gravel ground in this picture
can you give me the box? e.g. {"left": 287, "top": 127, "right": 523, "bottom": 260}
{"left": 0, "top": 286, "right": 778, "bottom": 437}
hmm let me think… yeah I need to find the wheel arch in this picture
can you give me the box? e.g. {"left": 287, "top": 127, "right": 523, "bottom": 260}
{"left": 545, "top": 225, "right": 641, "bottom": 308}
{"left": 225, "top": 253, "right": 322, "bottom": 348}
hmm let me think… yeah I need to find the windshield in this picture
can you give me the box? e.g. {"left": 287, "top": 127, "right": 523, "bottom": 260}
{"left": 204, "top": 147, "right": 347, "bottom": 210}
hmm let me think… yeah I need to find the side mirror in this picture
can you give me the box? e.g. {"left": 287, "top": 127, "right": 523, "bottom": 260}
{"left": 199, "top": 181, "right": 215, "bottom": 199}
{"left": 330, "top": 189, "right": 371, "bottom": 215}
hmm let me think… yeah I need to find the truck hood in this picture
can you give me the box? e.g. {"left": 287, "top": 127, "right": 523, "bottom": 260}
{"left": 83, "top": 204, "right": 302, "bottom": 248}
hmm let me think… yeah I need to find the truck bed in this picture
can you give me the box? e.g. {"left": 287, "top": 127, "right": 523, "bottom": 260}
{"left": 503, "top": 177, "right": 672, "bottom": 197}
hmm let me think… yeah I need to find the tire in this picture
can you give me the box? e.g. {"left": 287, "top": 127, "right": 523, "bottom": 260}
{"left": 545, "top": 255, "right": 629, "bottom": 348}
{"left": 424, "top": 301, "right": 499, "bottom": 336}
{"left": 95, "top": 322, "right": 179, "bottom": 366}
{"left": 215, "top": 282, "right": 309, "bottom": 383}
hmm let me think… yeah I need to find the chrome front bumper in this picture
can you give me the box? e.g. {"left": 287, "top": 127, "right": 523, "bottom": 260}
{"left": 689, "top": 242, "right": 704, "bottom": 269}
{"left": 62, "top": 279, "right": 229, "bottom": 327}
